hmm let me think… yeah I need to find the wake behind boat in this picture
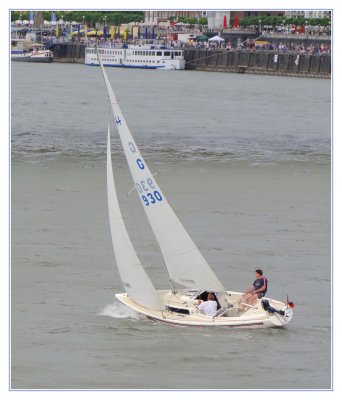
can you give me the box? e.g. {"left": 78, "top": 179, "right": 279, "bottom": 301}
{"left": 100, "top": 54, "right": 294, "bottom": 328}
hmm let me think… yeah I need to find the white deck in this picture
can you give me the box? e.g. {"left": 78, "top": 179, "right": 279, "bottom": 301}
{"left": 115, "top": 290, "right": 293, "bottom": 328}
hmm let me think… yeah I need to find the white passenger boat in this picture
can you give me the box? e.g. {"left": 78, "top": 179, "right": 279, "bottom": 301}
{"left": 11, "top": 39, "right": 53, "bottom": 63}
{"left": 99, "top": 54, "right": 294, "bottom": 328}
{"left": 85, "top": 44, "right": 185, "bottom": 70}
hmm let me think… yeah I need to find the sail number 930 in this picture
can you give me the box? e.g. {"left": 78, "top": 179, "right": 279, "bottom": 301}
{"left": 141, "top": 191, "right": 162, "bottom": 206}
{"left": 136, "top": 179, "right": 162, "bottom": 206}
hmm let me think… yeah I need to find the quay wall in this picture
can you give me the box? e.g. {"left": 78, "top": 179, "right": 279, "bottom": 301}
{"left": 50, "top": 43, "right": 85, "bottom": 63}
{"left": 50, "top": 44, "right": 331, "bottom": 78}
{"left": 184, "top": 48, "right": 331, "bottom": 78}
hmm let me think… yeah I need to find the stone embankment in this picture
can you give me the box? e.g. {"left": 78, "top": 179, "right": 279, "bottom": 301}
{"left": 184, "top": 48, "right": 331, "bottom": 78}
{"left": 50, "top": 44, "right": 331, "bottom": 78}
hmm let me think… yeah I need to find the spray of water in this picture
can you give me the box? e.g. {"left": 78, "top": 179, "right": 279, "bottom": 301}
{"left": 98, "top": 301, "right": 141, "bottom": 320}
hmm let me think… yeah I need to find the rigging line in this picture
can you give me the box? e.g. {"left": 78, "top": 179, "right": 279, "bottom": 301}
{"left": 122, "top": 148, "right": 168, "bottom": 290}
{"left": 128, "top": 178, "right": 175, "bottom": 294}
{"left": 101, "top": 53, "right": 172, "bottom": 294}
{"left": 185, "top": 34, "right": 265, "bottom": 65}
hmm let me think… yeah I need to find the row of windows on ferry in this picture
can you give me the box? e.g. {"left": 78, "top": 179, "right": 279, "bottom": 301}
{"left": 86, "top": 49, "right": 182, "bottom": 57}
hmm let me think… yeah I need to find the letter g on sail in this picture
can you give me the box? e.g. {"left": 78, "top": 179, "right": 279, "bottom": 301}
{"left": 136, "top": 159, "right": 145, "bottom": 170}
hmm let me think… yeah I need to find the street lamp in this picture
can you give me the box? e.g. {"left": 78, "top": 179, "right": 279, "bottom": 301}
{"left": 103, "top": 16, "right": 107, "bottom": 39}
{"left": 83, "top": 15, "right": 85, "bottom": 26}
{"left": 259, "top": 19, "right": 261, "bottom": 35}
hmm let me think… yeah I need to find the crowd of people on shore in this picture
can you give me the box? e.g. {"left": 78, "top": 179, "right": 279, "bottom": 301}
{"left": 34, "top": 30, "right": 331, "bottom": 56}
{"left": 231, "top": 39, "right": 331, "bottom": 54}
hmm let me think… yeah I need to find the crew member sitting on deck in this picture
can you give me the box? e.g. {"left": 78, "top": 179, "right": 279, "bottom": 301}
{"left": 240, "top": 269, "right": 268, "bottom": 310}
{"left": 197, "top": 293, "right": 218, "bottom": 316}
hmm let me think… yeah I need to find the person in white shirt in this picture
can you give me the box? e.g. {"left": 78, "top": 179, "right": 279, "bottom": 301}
{"left": 197, "top": 293, "right": 217, "bottom": 316}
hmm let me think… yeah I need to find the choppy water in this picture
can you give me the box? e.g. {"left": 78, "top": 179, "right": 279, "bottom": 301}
{"left": 11, "top": 62, "right": 331, "bottom": 390}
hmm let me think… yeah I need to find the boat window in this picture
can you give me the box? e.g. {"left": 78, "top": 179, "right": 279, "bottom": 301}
{"left": 166, "top": 306, "right": 190, "bottom": 315}
{"left": 164, "top": 51, "right": 170, "bottom": 56}
{"left": 157, "top": 51, "right": 162, "bottom": 56}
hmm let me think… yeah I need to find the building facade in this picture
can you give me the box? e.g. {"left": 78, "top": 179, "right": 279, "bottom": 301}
{"left": 285, "top": 10, "right": 331, "bottom": 18}
{"left": 207, "top": 11, "right": 230, "bottom": 29}
{"left": 284, "top": 10, "right": 305, "bottom": 18}
{"left": 304, "top": 10, "right": 331, "bottom": 19}
{"left": 144, "top": 10, "right": 203, "bottom": 24}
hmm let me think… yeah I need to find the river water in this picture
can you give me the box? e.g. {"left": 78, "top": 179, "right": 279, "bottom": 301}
{"left": 11, "top": 63, "right": 331, "bottom": 390}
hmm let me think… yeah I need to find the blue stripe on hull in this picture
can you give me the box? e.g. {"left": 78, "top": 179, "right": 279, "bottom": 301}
{"left": 146, "top": 316, "right": 266, "bottom": 328}
{"left": 85, "top": 63, "right": 165, "bottom": 69}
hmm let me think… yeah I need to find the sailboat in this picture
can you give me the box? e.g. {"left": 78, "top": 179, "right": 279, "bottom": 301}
{"left": 100, "top": 55, "right": 294, "bottom": 328}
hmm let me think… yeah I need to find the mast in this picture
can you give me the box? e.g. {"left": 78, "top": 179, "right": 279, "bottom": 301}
{"left": 99, "top": 53, "right": 225, "bottom": 293}
{"left": 107, "top": 122, "right": 162, "bottom": 310}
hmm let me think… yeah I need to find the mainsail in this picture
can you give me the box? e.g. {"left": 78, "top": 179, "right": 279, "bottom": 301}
{"left": 100, "top": 57, "right": 224, "bottom": 292}
{"left": 107, "top": 123, "right": 162, "bottom": 310}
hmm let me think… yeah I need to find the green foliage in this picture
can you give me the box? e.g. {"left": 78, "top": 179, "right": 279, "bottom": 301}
{"left": 11, "top": 10, "right": 144, "bottom": 25}
{"left": 198, "top": 17, "right": 208, "bottom": 26}
{"left": 11, "top": 11, "right": 29, "bottom": 21}
{"left": 176, "top": 15, "right": 207, "bottom": 25}
{"left": 238, "top": 15, "right": 331, "bottom": 27}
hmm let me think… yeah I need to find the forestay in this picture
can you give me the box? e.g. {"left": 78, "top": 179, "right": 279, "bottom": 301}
{"left": 107, "top": 123, "right": 162, "bottom": 310}
{"left": 100, "top": 56, "right": 224, "bottom": 292}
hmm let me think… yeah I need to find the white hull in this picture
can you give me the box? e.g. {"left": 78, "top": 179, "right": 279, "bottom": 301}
{"left": 11, "top": 49, "right": 53, "bottom": 63}
{"left": 115, "top": 290, "right": 293, "bottom": 328}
